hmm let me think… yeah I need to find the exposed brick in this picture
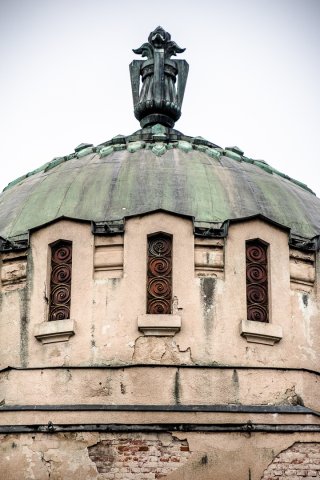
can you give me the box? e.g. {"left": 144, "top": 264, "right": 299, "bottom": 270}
{"left": 262, "top": 444, "right": 320, "bottom": 480}
{"left": 88, "top": 434, "right": 191, "bottom": 479}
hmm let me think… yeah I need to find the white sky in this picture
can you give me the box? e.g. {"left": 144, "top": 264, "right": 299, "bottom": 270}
{"left": 1, "top": 0, "right": 319, "bottom": 195}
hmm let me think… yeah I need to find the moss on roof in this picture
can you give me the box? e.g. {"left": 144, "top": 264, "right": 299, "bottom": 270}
{"left": 0, "top": 127, "right": 319, "bottom": 240}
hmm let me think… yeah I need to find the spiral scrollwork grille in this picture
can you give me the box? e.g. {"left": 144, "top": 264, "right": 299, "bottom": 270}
{"left": 147, "top": 234, "right": 172, "bottom": 314}
{"left": 246, "top": 240, "right": 269, "bottom": 322}
{"left": 49, "top": 241, "right": 72, "bottom": 321}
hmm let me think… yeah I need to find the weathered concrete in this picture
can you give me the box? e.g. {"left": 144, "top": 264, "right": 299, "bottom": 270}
{"left": 1, "top": 212, "right": 319, "bottom": 478}
{"left": 1, "top": 433, "right": 320, "bottom": 480}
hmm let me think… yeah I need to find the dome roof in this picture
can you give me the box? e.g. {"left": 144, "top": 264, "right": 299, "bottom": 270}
{"left": 1, "top": 126, "right": 319, "bottom": 243}
{"left": 1, "top": 27, "right": 319, "bottom": 247}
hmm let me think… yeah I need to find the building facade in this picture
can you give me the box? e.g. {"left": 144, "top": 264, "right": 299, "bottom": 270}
{"left": 1, "top": 27, "right": 320, "bottom": 480}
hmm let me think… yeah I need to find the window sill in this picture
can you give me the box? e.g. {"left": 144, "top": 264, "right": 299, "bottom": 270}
{"left": 138, "top": 314, "right": 181, "bottom": 336}
{"left": 34, "top": 319, "right": 75, "bottom": 344}
{"left": 240, "top": 319, "right": 282, "bottom": 346}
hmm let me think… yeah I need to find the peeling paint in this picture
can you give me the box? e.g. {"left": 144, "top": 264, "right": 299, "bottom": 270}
{"left": 273, "top": 385, "right": 304, "bottom": 406}
{"left": 41, "top": 451, "right": 52, "bottom": 478}
{"left": 133, "top": 336, "right": 193, "bottom": 364}
{"left": 298, "top": 291, "right": 316, "bottom": 349}
{"left": 88, "top": 378, "right": 113, "bottom": 397}
{"left": 283, "top": 386, "right": 304, "bottom": 406}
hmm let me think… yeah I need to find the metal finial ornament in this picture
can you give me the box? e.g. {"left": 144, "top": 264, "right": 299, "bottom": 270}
{"left": 130, "top": 27, "right": 189, "bottom": 128}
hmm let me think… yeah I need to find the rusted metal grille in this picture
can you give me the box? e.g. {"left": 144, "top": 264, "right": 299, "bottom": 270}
{"left": 246, "top": 240, "right": 269, "bottom": 322}
{"left": 49, "top": 241, "right": 72, "bottom": 321}
{"left": 147, "top": 234, "right": 172, "bottom": 314}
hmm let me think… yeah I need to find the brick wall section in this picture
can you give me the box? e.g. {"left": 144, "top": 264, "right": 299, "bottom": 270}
{"left": 88, "top": 435, "right": 191, "bottom": 479}
{"left": 261, "top": 443, "right": 320, "bottom": 480}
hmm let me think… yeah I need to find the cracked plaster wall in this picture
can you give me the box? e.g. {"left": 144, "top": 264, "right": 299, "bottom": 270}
{"left": 261, "top": 442, "right": 320, "bottom": 479}
{"left": 1, "top": 433, "right": 320, "bottom": 480}
{"left": 1, "top": 367, "right": 319, "bottom": 410}
{"left": 1, "top": 214, "right": 320, "bottom": 477}
{"left": 0, "top": 214, "right": 318, "bottom": 371}
{"left": 0, "top": 432, "right": 190, "bottom": 480}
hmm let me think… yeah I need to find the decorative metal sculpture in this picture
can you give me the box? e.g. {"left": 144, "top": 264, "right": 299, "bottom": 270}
{"left": 147, "top": 233, "right": 172, "bottom": 314}
{"left": 246, "top": 240, "right": 269, "bottom": 322}
{"left": 49, "top": 241, "right": 72, "bottom": 321}
{"left": 130, "top": 26, "right": 189, "bottom": 128}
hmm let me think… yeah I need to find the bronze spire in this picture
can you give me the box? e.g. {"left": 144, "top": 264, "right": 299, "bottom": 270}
{"left": 130, "top": 27, "right": 189, "bottom": 128}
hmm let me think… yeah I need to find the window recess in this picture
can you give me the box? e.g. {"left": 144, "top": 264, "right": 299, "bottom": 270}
{"left": 48, "top": 240, "right": 72, "bottom": 321}
{"left": 139, "top": 232, "right": 180, "bottom": 336}
{"left": 246, "top": 239, "right": 269, "bottom": 323}
{"left": 34, "top": 239, "right": 75, "bottom": 344}
{"left": 147, "top": 233, "right": 172, "bottom": 315}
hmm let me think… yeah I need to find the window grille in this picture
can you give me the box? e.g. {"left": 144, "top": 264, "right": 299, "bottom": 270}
{"left": 246, "top": 240, "right": 269, "bottom": 322}
{"left": 48, "top": 240, "right": 72, "bottom": 321}
{"left": 147, "top": 233, "right": 172, "bottom": 314}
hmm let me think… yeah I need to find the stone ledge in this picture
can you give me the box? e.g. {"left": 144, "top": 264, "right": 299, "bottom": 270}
{"left": 34, "top": 319, "right": 75, "bottom": 344}
{"left": 240, "top": 319, "right": 282, "bottom": 346}
{"left": 138, "top": 314, "right": 181, "bottom": 336}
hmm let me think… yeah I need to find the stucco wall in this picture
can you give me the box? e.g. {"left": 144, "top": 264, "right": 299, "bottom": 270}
{"left": 1, "top": 212, "right": 319, "bottom": 478}
{"left": 1, "top": 432, "right": 320, "bottom": 480}
{"left": 0, "top": 213, "right": 318, "bottom": 371}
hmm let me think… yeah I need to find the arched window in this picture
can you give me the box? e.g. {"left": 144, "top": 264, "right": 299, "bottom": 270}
{"left": 48, "top": 240, "right": 72, "bottom": 321}
{"left": 147, "top": 233, "right": 172, "bottom": 314}
{"left": 246, "top": 239, "right": 269, "bottom": 322}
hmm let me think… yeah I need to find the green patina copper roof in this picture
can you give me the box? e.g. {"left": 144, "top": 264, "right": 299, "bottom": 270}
{"left": 1, "top": 126, "right": 319, "bottom": 241}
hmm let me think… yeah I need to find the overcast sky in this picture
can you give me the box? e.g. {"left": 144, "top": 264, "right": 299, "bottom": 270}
{"left": 1, "top": 0, "right": 319, "bottom": 196}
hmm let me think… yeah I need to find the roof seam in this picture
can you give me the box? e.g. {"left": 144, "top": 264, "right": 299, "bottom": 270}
{"left": 2, "top": 132, "right": 314, "bottom": 195}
